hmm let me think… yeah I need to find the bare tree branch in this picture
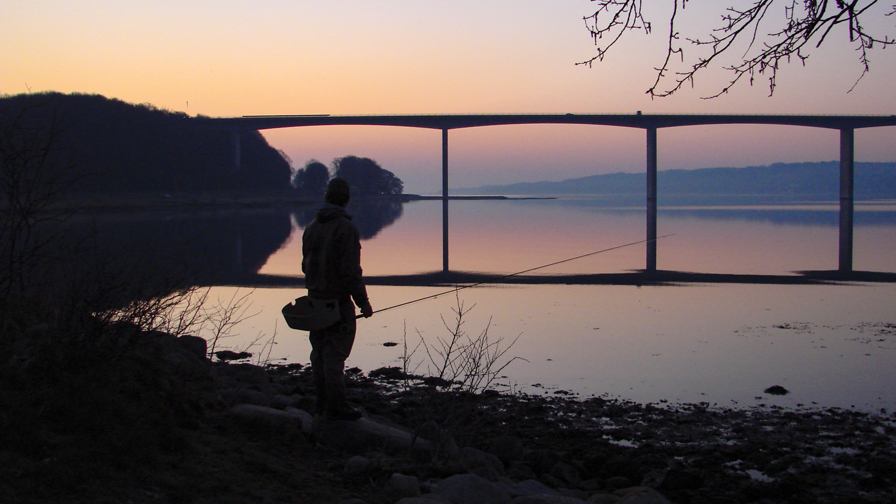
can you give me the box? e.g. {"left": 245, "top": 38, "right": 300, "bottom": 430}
{"left": 579, "top": 0, "right": 896, "bottom": 98}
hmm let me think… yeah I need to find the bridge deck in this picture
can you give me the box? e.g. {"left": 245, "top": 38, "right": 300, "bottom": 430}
{"left": 203, "top": 113, "right": 896, "bottom": 131}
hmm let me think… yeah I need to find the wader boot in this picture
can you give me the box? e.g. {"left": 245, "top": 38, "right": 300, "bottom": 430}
{"left": 309, "top": 314, "right": 361, "bottom": 421}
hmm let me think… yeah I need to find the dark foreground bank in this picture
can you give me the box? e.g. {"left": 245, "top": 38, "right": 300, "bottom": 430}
{"left": 2, "top": 326, "right": 894, "bottom": 504}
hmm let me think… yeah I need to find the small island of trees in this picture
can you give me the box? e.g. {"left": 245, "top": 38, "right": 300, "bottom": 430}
{"left": 293, "top": 155, "right": 404, "bottom": 199}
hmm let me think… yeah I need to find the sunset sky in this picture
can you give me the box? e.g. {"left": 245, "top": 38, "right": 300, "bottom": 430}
{"left": 4, "top": 1, "right": 895, "bottom": 193}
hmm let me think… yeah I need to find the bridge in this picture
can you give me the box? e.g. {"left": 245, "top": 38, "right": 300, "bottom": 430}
{"left": 201, "top": 113, "right": 896, "bottom": 274}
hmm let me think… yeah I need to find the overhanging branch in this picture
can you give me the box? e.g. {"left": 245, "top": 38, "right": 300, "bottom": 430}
{"left": 580, "top": 0, "right": 896, "bottom": 98}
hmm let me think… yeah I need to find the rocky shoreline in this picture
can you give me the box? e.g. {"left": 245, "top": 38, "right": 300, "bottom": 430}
{"left": 4, "top": 330, "right": 895, "bottom": 503}
{"left": 286, "top": 365, "right": 896, "bottom": 504}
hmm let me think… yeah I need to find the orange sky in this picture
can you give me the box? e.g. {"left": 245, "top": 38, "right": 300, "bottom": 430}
{"left": 4, "top": 1, "right": 895, "bottom": 192}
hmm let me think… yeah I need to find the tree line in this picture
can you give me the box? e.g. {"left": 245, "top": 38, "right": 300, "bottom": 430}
{"left": 1, "top": 92, "right": 405, "bottom": 200}
{"left": 1, "top": 92, "right": 292, "bottom": 195}
{"left": 292, "top": 155, "right": 404, "bottom": 198}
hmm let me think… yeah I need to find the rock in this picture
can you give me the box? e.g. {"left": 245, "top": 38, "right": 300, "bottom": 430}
{"left": 507, "top": 462, "right": 538, "bottom": 481}
{"left": 549, "top": 461, "right": 582, "bottom": 487}
{"left": 214, "top": 350, "right": 252, "bottom": 361}
{"left": 434, "top": 473, "right": 512, "bottom": 504}
{"left": 579, "top": 478, "right": 602, "bottom": 492}
{"left": 614, "top": 487, "right": 671, "bottom": 504}
{"left": 344, "top": 455, "right": 372, "bottom": 475}
{"left": 217, "top": 363, "right": 276, "bottom": 395}
{"left": 385, "top": 473, "right": 421, "bottom": 500}
{"left": 508, "top": 479, "right": 557, "bottom": 497}
{"left": 313, "top": 416, "right": 432, "bottom": 454}
{"left": 219, "top": 387, "right": 271, "bottom": 407}
{"left": 270, "top": 393, "right": 300, "bottom": 409}
{"left": 228, "top": 404, "right": 305, "bottom": 428}
{"left": 162, "top": 350, "right": 204, "bottom": 377}
{"left": 176, "top": 335, "right": 208, "bottom": 359}
{"left": 539, "top": 473, "right": 565, "bottom": 489}
{"left": 587, "top": 494, "right": 621, "bottom": 504}
{"left": 556, "top": 488, "right": 589, "bottom": 501}
{"left": 659, "top": 467, "right": 704, "bottom": 491}
{"left": 602, "top": 477, "right": 631, "bottom": 491}
{"left": 599, "top": 456, "right": 642, "bottom": 486}
{"left": 284, "top": 407, "right": 313, "bottom": 432}
{"left": 489, "top": 435, "right": 524, "bottom": 465}
{"left": 455, "top": 447, "right": 505, "bottom": 480}
{"left": 143, "top": 330, "right": 177, "bottom": 349}
{"left": 526, "top": 449, "right": 563, "bottom": 476}
{"left": 416, "top": 421, "right": 441, "bottom": 440}
{"left": 512, "top": 495, "right": 590, "bottom": 504}
{"left": 397, "top": 496, "right": 453, "bottom": 504}
{"left": 764, "top": 385, "right": 790, "bottom": 395}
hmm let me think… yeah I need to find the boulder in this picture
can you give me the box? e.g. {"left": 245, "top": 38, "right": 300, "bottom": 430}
{"left": 549, "top": 461, "right": 582, "bottom": 487}
{"left": 344, "top": 455, "right": 372, "bottom": 475}
{"left": 161, "top": 348, "right": 209, "bottom": 379}
{"left": 454, "top": 447, "right": 505, "bottom": 481}
{"left": 313, "top": 416, "right": 433, "bottom": 454}
{"left": 512, "top": 495, "right": 590, "bottom": 504}
{"left": 434, "top": 473, "right": 511, "bottom": 504}
{"left": 385, "top": 473, "right": 421, "bottom": 500}
{"left": 507, "top": 479, "right": 557, "bottom": 497}
{"left": 614, "top": 487, "right": 672, "bottom": 504}
{"left": 270, "top": 393, "right": 300, "bottom": 409}
{"left": 219, "top": 387, "right": 271, "bottom": 407}
{"left": 587, "top": 494, "right": 621, "bottom": 504}
{"left": 396, "top": 496, "right": 453, "bottom": 504}
{"left": 216, "top": 363, "right": 276, "bottom": 395}
{"left": 176, "top": 335, "right": 207, "bottom": 359}
{"left": 489, "top": 435, "right": 524, "bottom": 465}
{"left": 228, "top": 404, "right": 305, "bottom": 429}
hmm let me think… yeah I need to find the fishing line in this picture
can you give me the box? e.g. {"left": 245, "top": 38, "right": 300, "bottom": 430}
{"left": 360, "top": 233, "right": 676, "bottom": 318}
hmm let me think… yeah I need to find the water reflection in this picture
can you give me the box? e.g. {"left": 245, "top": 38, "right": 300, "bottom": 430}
{"left": 32, "top": 199, "right": 408, "bottom": 309}
{"left": 45, "top": 198, "right": 896, "bottom": 299}
{"left": 32, "top": 209, "right": 292, "bottom": 308}
{"left": 291, "top": 198, "right": 404, "bottom": 240}
{"left": 38, "top": 197, "right": 896, "bottom": 411}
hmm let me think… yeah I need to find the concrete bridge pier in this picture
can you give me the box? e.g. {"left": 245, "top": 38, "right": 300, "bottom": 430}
{"left": 232, "top": 131, "right": 241, "bottom": 172}
{"left": 442, "top": 128, "right": 449, "bottom": 272}
{"left": 840, "top": 128, "right": 854, "bottom": 272}
{"left": 646, "top": 127, "right": 658, "bottom": 273}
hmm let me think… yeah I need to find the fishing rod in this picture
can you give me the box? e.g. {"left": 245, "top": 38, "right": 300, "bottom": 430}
{"left": 359, "top": 233, "right": 676, "bottom": 319}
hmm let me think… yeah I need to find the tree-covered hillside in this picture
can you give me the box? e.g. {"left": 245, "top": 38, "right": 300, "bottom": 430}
{"left": 0, "top": 92, "right": 291, "bottom": 195}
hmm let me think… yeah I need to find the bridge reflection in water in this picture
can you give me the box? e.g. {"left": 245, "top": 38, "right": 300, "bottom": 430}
{"left": 56, "top": 203, "right": 896, "bottom": 303}
{"left": 202, "top": 113, "right": 896, "bottom": 274}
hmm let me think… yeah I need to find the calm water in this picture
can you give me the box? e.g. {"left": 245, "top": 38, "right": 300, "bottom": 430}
{"left": 179, "top": 197, "right": 896, "bottom": 413}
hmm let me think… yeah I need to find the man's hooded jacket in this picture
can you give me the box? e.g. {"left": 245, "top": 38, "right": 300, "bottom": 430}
{"left": 302, "top": 204, "right": 369, "bottom": 309}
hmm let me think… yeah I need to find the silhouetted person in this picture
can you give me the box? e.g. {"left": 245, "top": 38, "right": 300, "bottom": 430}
{"left": 302, "top": 177, "right": 373, "bottom": 420}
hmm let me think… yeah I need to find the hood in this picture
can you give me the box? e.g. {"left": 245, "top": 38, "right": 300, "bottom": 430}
{"left": 315, "top": 203, "right": 352, "bottom": 223}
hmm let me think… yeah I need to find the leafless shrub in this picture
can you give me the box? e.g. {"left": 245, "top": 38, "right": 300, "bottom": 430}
{"left": 199, "top": 289, "right": 259, "bottom": 357}
{"left": 410, "top": 293, "right": 527, "bottom": 394}
{"left": 1, "top": 97, "right": 79, "bottom": 299}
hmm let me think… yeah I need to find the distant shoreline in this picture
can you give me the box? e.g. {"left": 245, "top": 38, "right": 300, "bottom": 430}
{"left": 404, "top": 194, "right": 556, "bottom": 201}
{"left": 22, "top": 190, "right": 896, "bottom": 215}
{"left": 20, "top": 192, "right": 557, "bottom": 214}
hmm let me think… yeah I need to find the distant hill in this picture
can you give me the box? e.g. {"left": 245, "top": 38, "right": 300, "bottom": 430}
{"left": 0, "top": 92, "right": 291, "bottom": 195}
{"left": 454, "top": 162, "right": 896, "bottom": 200}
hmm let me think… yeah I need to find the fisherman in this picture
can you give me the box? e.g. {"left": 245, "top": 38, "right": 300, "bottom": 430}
{"left": 302, "top": 177, "right": 373, "bottom": 421}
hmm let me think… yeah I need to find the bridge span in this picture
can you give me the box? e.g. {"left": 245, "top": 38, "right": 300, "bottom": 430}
{"left": 202, "top": 113, "right": 896, "bottom": 274}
